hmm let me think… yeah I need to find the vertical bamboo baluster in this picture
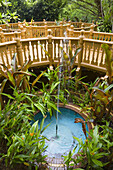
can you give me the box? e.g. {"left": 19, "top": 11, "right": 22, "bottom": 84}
{"left": 9, "top": 46, "right": 12, "bottom": 62}
{"left": 87, "top": 42, "right": 91, "bottom": 64}
{"left": 100, "top": 47, "right": 105, "bottom": 67}
{"left": 95, "top": 43, "right": 101, "bottom": 66}
{"left": 35, "top": 41, "right": 39, "bottom": 62}
{"left": 44, "top": 41, "right": 47, "bottom": 60}
{"left": 25, "top": 26, "right": 29, "bottom": 38}
{"left": 100, "top": 34, "right": 104, "bottom": 41}
{"left": 58, "top": 40, "right": 60, "bottom": 60}
{"left": 20, "top": 26, "right": 25, "bottom": 39}
{"left": 76, "top": 32, "right": 84, "bottom": 77}
{"left": 29, "top": 25, "right": 32, "bottom": 38}
{"left": 66, "top": 41, "right": 68, "bottom": 54}
{"left": 111, "top": 35, "right": 113, "bottom": 41}
{"left": 23, "top": 44, "right": 27, "bottom": 62}
{"left": 37, "top": 28, "right": 39, "bottom": 37}
{"left": 111, "top": 44, "right": 113, "bottom": 60}
{"left": 90, "top": 25, "right": 94, "bottom": 39}
{"left": 5, "top": 47, "right": 10, "bottom": 68}
{"left": 45, "top": 22, "right": 48, "bottom": 37}
{"left": 31, "top": 42, "right": 35, "bottom": 61}
{"left": 81, "top": 23, "right": 84, "bottom": 30}
{"left": 34, "top": 28, "right": 36, "bottom": 38}
{"left": 60, "top": 21, "right": 63, "bottom": 37}
{"left": 70, "top": 25, "right": 74, "bottom": 37}
{"left": 28, "top": 42, "right": 31, "bottom": 61}
{"left": 54, "top": 40, "right": 56, "bottom": 60}
{"left": 66, "top": 24, "right": 70, "bottom": 37}
{"left": 108, "top": 35, "right": 111, "bottom": 41}
{"left": 0, "top": 27, "right": 5, "bottom": 43}
{"left": 53, "top": 27, "right": 55, "bottom": 36}
{"left": 40, "top": 28, "right": 41, "bottom": 37}
{"left": 40, "top": 42, "right": 44, "bottom": 61}
{"left": 91, "top": 43, "right": 96, "bottom": 65}
{"left": 25, "top": 42, "right": 29, "bottom": 62}
{"left": 79, "top": 19, "right": 82, "bottom": 28}
{"left": 1, "top": 49, "right": 5, "bottom": 66}
{"left": 83, "top": 42, "right": 87, "bottom": 63}
{"left": 9, "top": 45, "right": 14, "bottom": 63}
{"left": 74, "top": 41, "right": 79, "bottom": 63}
{"left": 47, "top": 29, "right": 53, "bottom": 67}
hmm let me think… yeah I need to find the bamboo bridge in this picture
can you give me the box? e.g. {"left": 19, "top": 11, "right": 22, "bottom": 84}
{"left": 0, "top": 20, "right": 113, "bottom": 76}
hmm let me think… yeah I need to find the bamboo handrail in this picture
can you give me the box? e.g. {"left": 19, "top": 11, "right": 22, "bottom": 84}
{"left": 1, "top": 29, "right": 112, "bottom": 77}
{"left": 1, "top": 22, "right": 113, "bottom": 44}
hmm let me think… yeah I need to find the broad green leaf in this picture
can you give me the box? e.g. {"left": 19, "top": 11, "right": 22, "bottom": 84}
{"left": 13, "top": 71, "right": 31, "bottom": 77}
{"left": 92, "top": 159, "right": 103, "bottom": 167}
{"left": 0, "top": 93, "right": 15, "bottom": 100}
{"left": 15, "top": 155, "right": 29, "bottom": 159}
{"left": 0, "top": 70, "right": 8, "bottom": 78}
{"left": 22, "top": 60, "right": 33, "bottom": 71}
{"left": 41, "top": 122, "right": 51, "bottom": 134}
{"left": 47, "top": 101, "right": 58, "bottom": 111}
{"left": 40, "top": 118, "right": 45, "bottom": 132}
{"left": 24, "top": 162, "right": 30, "bottom": 166}
{"left": 30, "top": 120, "right": 39, "bottom": 133}
{"left": 7, "top": 71, "right": 15, "bottom": 86}
{"left": 104, "top": 84, "right": 113, "bottom": 93}
{"left": 71, "top": 48, "right": 81, "bottom": 66}
{"left": 32, "top": 70, "right": 46, "bottom": 87}
{"left": 34, "top": 103, "right": 46, "bottom": 116}
{"left": 50, "top": 81, "right": 60, "bottom": 93}
{"left": 0, "top": 79, "right": 7, "bottom": 93}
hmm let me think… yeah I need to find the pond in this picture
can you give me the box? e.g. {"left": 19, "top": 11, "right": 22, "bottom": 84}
{"left": 31, "top": 107, "right": 88, "bottom": 158}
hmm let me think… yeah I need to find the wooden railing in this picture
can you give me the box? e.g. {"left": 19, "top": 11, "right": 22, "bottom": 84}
{"left": 1, "top": 22, "right": 113, "bottom": 44}
{"left": 0, "top": 19, "right": 94, "bottom": 30}
{"left": 1, "top": 29, "right": 113, "bottom": 76}
{"left": 0, "top": 20, "right": 97, "bottom": 42}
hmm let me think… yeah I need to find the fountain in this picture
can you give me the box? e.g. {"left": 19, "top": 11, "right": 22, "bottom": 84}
{"left": 31, "top": 106, "right": 89, "bottom": 158}
{"left": 31, "top": 34, "right": 90, "bottom": 165}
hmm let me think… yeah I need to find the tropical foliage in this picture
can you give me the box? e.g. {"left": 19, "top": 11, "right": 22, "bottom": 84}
{"left": 0, "top": 0, "right": 113, "bottom": 32}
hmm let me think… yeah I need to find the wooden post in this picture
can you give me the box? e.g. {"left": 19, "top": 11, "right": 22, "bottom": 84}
{"left": 92, "top": 20, "right": 94, "bottom": 25}
{"left": 55, "top": 19, "right": 57, "bottom": 25}
{"left": 90, "top": 25, "right": 94, "bottom": 39}
{"left": 66, "top": 24, "right": 70, "bottom": 37}
{"left": 60, "top": 21, "right": 63, "bottom": 37}
{"left": 68, "top": 20, "right": 71, "bottom": 26}
{"left": 20, "top": 26, "right": 25, "bottom": 39}
{"left": 43, "top": 19, "right": 46, "bottom": 26}
{"left": 15, "top": 38, "right": 23, "bottom": 67}
{"left": 18, "top": 21, "right": 21, "bottom": 29}
{"left": 15, "top": 32, "right": 21, "bottom": 39}
{"left": 0, "top": 27, "right": 5, "bottom": 43}
{"left": 29, "top": 25, "right": 32, "bottom": 38}
{"left": 94, "top": 22, "right": 98, "bottom": 31}
{"left": 70, "top": 25, "right": 74, "bottom": 37}
{"left": 44, "top": 22, "right": 48, "bottom": 37}
{"left": 76, "top": 30, "right": 84, "bottom": 77}
{"left": 47, "top": 29, "right": 53, "bottom": 70}
{"left": 79, "top": 19, "right": 82, "bottom": 28}
{"left": 81, "top": 23, "right": 84, "bottom": 30}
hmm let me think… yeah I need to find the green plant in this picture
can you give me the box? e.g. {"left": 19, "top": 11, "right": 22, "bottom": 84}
{"left": 3, "top": 119, "right": 49, "bottom": 169}
{"left": 75, "top": 126, "right": 109, "bottom": 169}
{"left": 64, "top": 125, "right": 109, "bottom": 170}
{"left": 0, "top": 54, "right": 46, "bottom": 109}
{"left": 0, "top": 88, "right": 35, "bottom": 145}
